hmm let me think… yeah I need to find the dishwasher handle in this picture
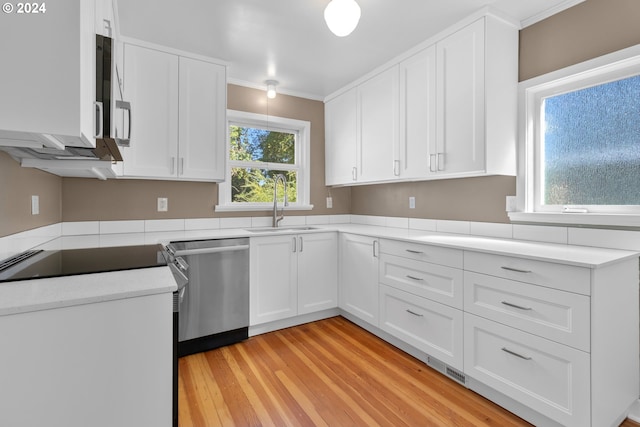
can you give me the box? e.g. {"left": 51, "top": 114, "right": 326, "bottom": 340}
{"left": 172, "top": 244, "right": 250, "bottom": 257}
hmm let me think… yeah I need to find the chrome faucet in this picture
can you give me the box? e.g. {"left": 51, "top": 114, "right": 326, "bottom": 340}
{"left": 272, "top": 174, "right": 288, "bottom": 227}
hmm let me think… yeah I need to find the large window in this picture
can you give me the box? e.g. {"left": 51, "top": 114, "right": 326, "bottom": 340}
{"left": 513, "top": 46, "right": 640, "bottom": 226}
{"left": 217, "top": 110, "right": 311, "bottom": 211}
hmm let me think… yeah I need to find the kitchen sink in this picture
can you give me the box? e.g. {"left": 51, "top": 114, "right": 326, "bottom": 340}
{"left": 246, "top": 226, "right": 318, "bottom": 233}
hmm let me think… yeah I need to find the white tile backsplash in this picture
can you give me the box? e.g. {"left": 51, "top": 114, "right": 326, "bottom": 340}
{"left": 436, "top": 220, "right": 470, "bottom": 235}
{"left": 144, "top": 219, "right": 185, "bottom": 233}
{"left": 250, "top": 217, "right": 272, "bottom": 228}
{"left": 385, "top": 216, "right": 409, "bottom": 229}
{"left": 329, "top": 214, "right": 351, "bottom": 224}
{"left": 62, "top": 221, "right": 100, "bottom": 236}
{"left": 99, "top": 220, "right": 145, "bottom": 234}
{"left": 513, "top": 224, "right": 568, "bottom": 244}
{"left": 219, "top": 217, "right": 252, "bottom": 229}
{"left": 184, "top": 218, "right": 220, "bottom": 231}
{"left": 469, "top": 222, "right": 513, "bottom": 239}
{"left": 305, "top": 215, "right": 332, "bottom": 225}
{"left": 408, "top": 218, "right": 437, "bottom": 231}
{"left": 568, "top": 227, "right": 640, "bottom": 251}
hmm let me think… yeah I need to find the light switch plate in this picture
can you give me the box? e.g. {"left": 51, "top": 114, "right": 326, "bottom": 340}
{"left": 409, "top": 196, "right": 416, "bottom": 209}
{"left": 31, "top": 195, "right": 39, "bottom": 215}
{"left": 326, "top": 196, "right": 333, "bottom": 209}
{"left": 157, "top": 197, "right": 168, "bottom": 212}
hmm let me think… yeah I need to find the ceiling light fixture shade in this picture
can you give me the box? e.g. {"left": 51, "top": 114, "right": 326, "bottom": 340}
{"left": 324, "top": 0, "right": 361, "bottom": 37}
{"left": 265, "top": 80, "right": 278, "bottom": 99}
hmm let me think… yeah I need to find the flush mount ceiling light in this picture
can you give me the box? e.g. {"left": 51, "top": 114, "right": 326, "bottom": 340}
{"left": 324, "top": 0, "right": 361, "bottom": 37}
{"left": 265, "top": 80, "right": 278, "bottom": 99}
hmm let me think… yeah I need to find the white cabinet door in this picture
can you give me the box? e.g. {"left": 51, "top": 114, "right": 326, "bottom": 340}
{"left": 121, "top": 44, "right": 179, "bottom": 177}
{"left": 250, "top": 235, "right": 298, "bottom": 325}
{"left": 178, "top": 57, "right": 226, "bottom": 181}
{"left": 399, "top": 46, "right": 437, "bottom": 179}
{"left": 0, "top": 0, "right": 96, "bottom": 149}
{"left": 339, "top": 234, "right": 379, "bottom": 325}
{"left": 357, "top": 66, "right": 399, "bottom": 182}
{"left": 435, "top": 19, "right": 485, "bottom": 175}
{"left": 298, "top": 233, "right": 338, "bottom": 315}
{"left": 325, "top": 88, "right": 357, "bottom": 185}
{"left": 95, "top": 0, "right": 116, "bottom": 37}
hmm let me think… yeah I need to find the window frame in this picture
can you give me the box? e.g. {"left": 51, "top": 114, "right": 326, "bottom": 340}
{"left": 216, "top": 109, "right": 312, "bottom": 212}
{"left": 510, "top": 44, "right": 640, "bottom": 227}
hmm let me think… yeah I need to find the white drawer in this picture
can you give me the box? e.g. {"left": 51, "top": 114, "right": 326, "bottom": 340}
{"left": 464, "top": 314, "right": 590, "bottom": 427}
{"left": 464, "top": 271, "right": 590, "bottom": 351}
{"left": 380, "top": 284, "right": 463, "bottom": 369}
{"left": 379, "top": 253, "right": 463, "bottom": 308}
{"left": 380, "top": 239, "right": 463, "bottom": 268}
{"left": 464, "top": 251, "right": 591, "bottom": 295}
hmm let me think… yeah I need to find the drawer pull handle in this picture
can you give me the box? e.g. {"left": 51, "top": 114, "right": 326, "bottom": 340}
{"left": 406, "top": 249, "right": 424, "bottom": 254}
{"left": 501, "top": 266, "right": 532, "bottom": 274}
{"left": 501, "top": 301, "right": 533, "bottom": 311}
{"left": 406, "top": 309, "right": 424, "bottom": 317}
{"left": 501, "top": 347, "right": 532, "bottom": 360}
{"left": 406, "top": 275, "right": 424, "bottom": 281}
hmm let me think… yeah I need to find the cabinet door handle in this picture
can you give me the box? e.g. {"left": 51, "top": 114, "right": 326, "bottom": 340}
{"left": 292, "top": 237, "right": 297, "bottom": 253}
{"left": 437, "top": 153, "right": 445, "bottom": 171}
{"left": 179, "top": 157, "right": 184, "bottom": 175}
{"left": 393, "top": 160, "right": 400, "bottom": 176}
{"left": 406, "top": 309, "right": 424, "bottom": 317}
{"left": 429, "top": 154, "right": 437, "bottom": 173}
{"left": 406, "top": 275, "right": 424, "bottom": 281}
{"left": 94, "top": 101, "right": 104, "bottom": 138}
{"left": 115, "top": 100, "right": 132, "bottom": 147}
{"left": 299, "top": 236, "right": 303, "bottom": 252}
{"left": 170, "top": 157, "right": 176, "bottom": 175}
{"left": 501, "top": 347, "right": 532, "bottom": 360}
{"left": 405, "top": 249, "right": 424, "bottom": 254}
{"left": 352, "top": 167, "right": 357, "bottom": 181}
{"left": 501, "top": 266, "right": 532, "bottom": 274}
{"left": 373, "top": 240, "right": 378, "bottom": 258}
{"left": 501, "top": 301, "right": 533, "bottom": 311}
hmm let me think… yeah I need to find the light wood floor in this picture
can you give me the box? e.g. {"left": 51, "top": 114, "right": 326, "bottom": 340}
{"left": 178, "top": 316, "right": 639, "bottom": 427}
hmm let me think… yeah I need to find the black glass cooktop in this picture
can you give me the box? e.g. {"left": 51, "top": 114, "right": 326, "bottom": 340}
{"left": 0, "top": 244, "right": 167, "bottom": 283}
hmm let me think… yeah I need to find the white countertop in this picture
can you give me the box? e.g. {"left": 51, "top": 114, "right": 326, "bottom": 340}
{"left": 2, "top": 222, "right": 636, "bottom": 317}
{"left": 0, "top": 266, "right": 177, "bottom": 317}
{"left": 36, "top": 223, "right": 639, "bottom": 268}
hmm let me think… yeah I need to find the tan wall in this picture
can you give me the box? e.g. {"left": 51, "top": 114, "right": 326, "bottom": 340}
{"left": 519, "top": 0, "right": 640, "bottom": 81}
{"left": 62, "top": 84, "right": 350, "bottom": 222}
{"left": 0, "top": 152, "right": 62, "bottom": 236}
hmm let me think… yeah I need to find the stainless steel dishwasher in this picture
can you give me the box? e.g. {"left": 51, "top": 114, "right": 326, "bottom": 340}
{"left": 165, "top": 238, "right": 250, "bottom": 357}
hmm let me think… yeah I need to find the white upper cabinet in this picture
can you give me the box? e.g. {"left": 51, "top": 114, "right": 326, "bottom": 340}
{"left": 324, "top": 13, "right": 517, "bottom": 186}
{"left": 325, "top": 87, "right": 358, "bottom": 185}
{"left": 357, "top": 66, "right": 400, "bottom": 183}
{"left": 120, "top": 42, "right": 226, "bottom": 181}
{"left": 0, "top": 0, "right": 96, "bottom": 149}
{"left": 95, "top": 0, "right": 116, "bottom": 38}
{"left": 398, "top": 45, "right": 437, "bottom": 179}
{"left": 179, "top": 57, "right": 226, "bottom": 181}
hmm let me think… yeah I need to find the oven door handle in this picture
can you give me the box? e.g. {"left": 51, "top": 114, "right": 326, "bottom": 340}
{"left": 172, "top": 245, "right": 249, "bottom": 257}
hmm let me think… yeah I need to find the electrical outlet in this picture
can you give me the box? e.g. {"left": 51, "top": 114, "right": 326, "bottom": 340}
{"left": 326, "top": 196, "right": 333, "bottom": 209}
{"left": 157, "top": 197, "right": 168, "bottom": 212}
{"left": 505, "top": 196, "right": 517, "bottom": 212}
{"left": 409, "top": 196, "right": 416, "bottom": 209}
{"left": 31, "top": 195, "right": 39, "bottom": 215}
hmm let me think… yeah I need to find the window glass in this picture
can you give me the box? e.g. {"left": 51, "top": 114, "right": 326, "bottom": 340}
{"left": 540, "top": 74, "right": 640, "bottom": 207}
{"left": 231, "top": 168, "right": 297, "bottom": 203}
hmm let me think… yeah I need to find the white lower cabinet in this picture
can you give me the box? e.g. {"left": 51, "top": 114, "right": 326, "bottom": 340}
{"left": 250, "top": 232, "right": 337, "bottom": 325}
{"left": 339, "top": 234, "right": 379, "bottom": 325}
{"left": 379, "top": 284, "right": 463, "bottom": 369}
{"left": 464, "top": 313, "right": 590, "bottom": 427}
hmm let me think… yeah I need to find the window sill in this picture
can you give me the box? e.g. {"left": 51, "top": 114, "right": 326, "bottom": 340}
{"left": 508, "top": 211, "right": 640, "bottom": 228}
{"left": 215, "top": 204, "right": 314, "bottom": 213}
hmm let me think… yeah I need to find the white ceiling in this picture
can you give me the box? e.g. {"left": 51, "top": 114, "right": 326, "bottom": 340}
{"left": 117, "top": 0, "right": 583, "bottom": 100}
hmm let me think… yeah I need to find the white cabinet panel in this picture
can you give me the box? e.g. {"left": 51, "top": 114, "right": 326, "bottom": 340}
{"left": 121, "top": 44, "right": 179, "bottom": 177}
{"left": 380, "top": 284, "right": 463, "bottom": 369}
{"left": 380, "top": 238, "right": 462, "bottom": 268}
{"left": 325, "top": 88, "right": 357, "bottom": 185}
{"left": 379, "top": 253, "right": 463, "bottom": 309}
{"left": 298, "top": 233, "right": 338, "bottom": 315}
{"left": 435, "top": 18, "right": 485, "bottom": 175}
{"left": 250, "top": 235, "right": 298, "bottom": 325}
{"left": 339, "top": 234, "right": 379, "bottom": 325}
{"left": 357, "top": 66, "right": 399, "bottom": 182}
{"left": 464, "top": 271, "right": 590, "bottom": 351}
{"left": 464, "top": 313, "right": 590, "bottom": 427}
{"left": 399, "top": 45, "right": 437, "bottom": 179}
{"left": 178, "top": 57, "right": 226, "bottom": 181}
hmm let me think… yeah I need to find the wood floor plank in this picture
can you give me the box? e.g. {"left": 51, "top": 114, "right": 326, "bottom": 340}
{"left": 179, "top": 316, "right": 637, "bottom": 427}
